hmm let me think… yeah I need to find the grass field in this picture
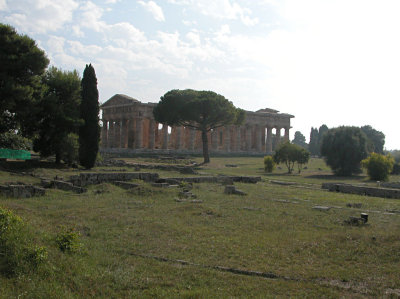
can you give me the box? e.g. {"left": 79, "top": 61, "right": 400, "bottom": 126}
{"left": 1, "top": 157, "right": 400, "bottom": 298}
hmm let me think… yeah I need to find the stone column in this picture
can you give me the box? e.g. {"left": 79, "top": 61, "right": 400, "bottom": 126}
{"left": 266, "top": 126, "right": 273, "bottom": 153}
{"left": 246, "top": 126, "right": 252, "bottom": 151}
{"left": 101, "top": 120, "right": 108, "bottom": 148}
{"left": 128, "top": 119, "right": 135, "bottom": 148}
{"left": 135, "top": 118, "right": 143, "bottom": 149}
{"left": 211, "top": 129, "right": 218, "bottom": 151}
{"left": 148, "top": 119, "right": 155, "bottom": 149}
{"left": 176, "top": 126, "right": 183, "bottom": 150}
{"left": 114, "top": 120, "right": 121, "bottom": 148}
{"left": 162, "top": 125, "right": 168, "bottom": 149}
{"left": 189, "top": 128, "right": 196, "bottom": 150}
{"left": 120, "top": 119, "right": 128, "bottom": 148}
{"left": 275, "top": 127, "right": 281, "bottom": 150}
{"left": 284, "top": 127, "right": 290, "bottom": 142}
{"left": 108, "top": 121, "right": 114, "bottom": 148}
{"left": 236, "top": 126, "right": 241, "bottom": 152}
{"left": 224, "top": 126, "right": 231, "bottom": 152}
{"left": 256, "top": 125, "right": 262, "bottom": 152}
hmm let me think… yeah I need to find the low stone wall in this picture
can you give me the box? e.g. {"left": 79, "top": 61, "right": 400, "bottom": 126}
{"left": 164, "top": 176, "right": 261, "bottom": 184}
{"left": 0, "top": 184, "right": 45, "bottom": 198}
{"left": 41, "top": 179, "right": 87, "bottom": 194}
{"left": 69, "top": 172, "right": 159, "bottom": 186}
{"left": 322, "top": 183, "right": 400, "bottom": 199}
{"left": 381, "top": 182, "right": 400, "bottom": 189}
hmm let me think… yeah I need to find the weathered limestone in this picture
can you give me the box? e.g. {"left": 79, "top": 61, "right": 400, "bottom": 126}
{"left": 0, "top": 184, "right": 46, "bottom": 198}
{"left": 322, "top": 183, "right": 400, "bottom": 199}
{"left": 69, "top": 172, "right": 159, "bottom": 186}
{"left": 100, "top": 94, "right": 294, "bottom": 154}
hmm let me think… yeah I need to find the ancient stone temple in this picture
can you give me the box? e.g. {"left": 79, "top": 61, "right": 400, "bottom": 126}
{"left": 100, "top": 94, "right": 294, "bottom": 154}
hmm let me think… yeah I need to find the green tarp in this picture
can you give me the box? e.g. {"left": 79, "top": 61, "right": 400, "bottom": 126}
{"left": 0, "top": 148, "right": 31, "bottom": 160}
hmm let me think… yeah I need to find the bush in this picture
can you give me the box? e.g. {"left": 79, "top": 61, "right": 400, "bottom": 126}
{"left": 0, "top": 132, "right": 31, "bottom": 150}
{"left": 264, "top": 156, "right": 275, "bottom": 173}
{"left": 320, "top": 126, "right": 369, "bottom": 176}
{"left": 0, "top": 207, "right": 47, "bottom": 276}
{"left": 273, "top": 142, "right": 310, "bottom": 174}
{"left": 392, "top": 163, "right": 400, "bottom": 175}
{"left": 362, "top": 153, "right": 394, "bottom": 181}
{"left": 55, "top": 227, "right": 83, "bottom": 253}
{"left": 60, "top": 133, "right": 79, "bottom": 166}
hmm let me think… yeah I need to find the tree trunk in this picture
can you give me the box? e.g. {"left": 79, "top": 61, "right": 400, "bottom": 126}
{"left": 201, "top": 129, "right": 210, "bottom": 164}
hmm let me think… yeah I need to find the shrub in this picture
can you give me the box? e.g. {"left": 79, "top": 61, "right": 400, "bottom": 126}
{"left": 264, "top": 156, "right": 275, "bottom": 173}
{"left": 392, "top": 163, "right": 400, "bottom": 175}
{"left": 55, "top": 228, "right": 83, "bottom": 253}
{"left": 320, "top": 126, "right": 369, "bottom": 176}
{"left": 0, "top": 207, "right": 47, "bottom": 276}
{"left": 362, "top": 153, "right": 394, "bottom": 181}
{"left": 60, "top": 133, "right": 79, "bottom": 166}
{"left": 0, "top": 132, "right": 31, "bottom": 150}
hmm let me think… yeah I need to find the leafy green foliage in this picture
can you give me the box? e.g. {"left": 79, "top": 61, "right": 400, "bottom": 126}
{"left": 153, "top": 89, "right": 245, "bottom": 163}
{"left": 0, "top": 132, "right": 31, "bottom": 150}
{"left": 308, "top": 127, "right": 320, "bottom": 156}
{"left": 55, "top": 227, "right": 83, "bottom": 253}
{"left": 362, "top": 153, "right": 394, "bottom": 181}
{"left": 60, "top": 133, "right": 79, "bottom": 166}
{"left": 0, "top": 24, "right": 49, "bottom": 135}
{"left": 320, "top": 126, "right": 369, "bottom": 176}
{"left": 263, "top": 156, "right": 275, "bottom": 173}
{"left": 273, "top": 142, "right": 310, "bottom": 173}
{"left": 0, "top": 207, "right": 47, "bottom": 276}
{"left": 79, "top": 64, "right": 100, "bottom": 169}
{"left": 361, "top": 125, "right": 385, "bottom": 154}
{"left": 292, "top": 131, "right": 307, "bottom": 149}
{"left": 33, "top": 67, "right": 82, "bottom": 163}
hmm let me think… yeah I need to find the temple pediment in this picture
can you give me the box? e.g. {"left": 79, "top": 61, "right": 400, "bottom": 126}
{"left": 101, "top": 94, "right": 139, "bottom": 107}
{"left": 256, "top": 108, "right": 279, "bottom": 113}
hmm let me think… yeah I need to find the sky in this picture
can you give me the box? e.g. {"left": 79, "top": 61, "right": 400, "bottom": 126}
{"left": 1, "top": 0, "right": 399, "bottom": 149}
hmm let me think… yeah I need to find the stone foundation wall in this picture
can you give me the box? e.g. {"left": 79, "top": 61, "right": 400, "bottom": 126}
{"left": 69, "top": 172, "right": 159, "bottom": 186}
{"left": 0, "top": 184, "right": 45, "bottom": 198}
{"left": 322, "top": 183, "right": 400, "bottom": 199}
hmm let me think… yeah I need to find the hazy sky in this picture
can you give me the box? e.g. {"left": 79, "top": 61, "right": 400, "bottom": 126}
{"left": 1, "top": 0, "right": 399, "bottom": 149}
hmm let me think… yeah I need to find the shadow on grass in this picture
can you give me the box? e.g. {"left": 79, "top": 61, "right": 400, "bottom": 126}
{"left": 0, "top": 160, "right": 69, "bottom": 172}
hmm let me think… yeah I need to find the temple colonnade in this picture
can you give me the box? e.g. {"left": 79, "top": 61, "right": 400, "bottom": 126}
{"left": 100, "top": 94, "right": 294, "bottom": 154}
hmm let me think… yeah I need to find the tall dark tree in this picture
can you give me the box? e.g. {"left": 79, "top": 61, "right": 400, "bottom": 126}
{"left": 292, "top": 131, "right": 307, "bottom": 149}
{"left": 79, "top": 64, "right": 100, "bottom": 169}
{"left": 309, "top": 127, "right": 319, "bottom": 156}
{"left": 320, "top": 126, "right": 369, "bottom": 176}
{"left": 0, "top": 24, "right": 49, "bottom": 135}
{"left": 153, "top": 89, "right": 245, "bottom": 163}
{"left": 361, "top": 125, "right": 385, "bottom": 154}
{"left": 33, "top": 67, "right": 81, "bottom": 163}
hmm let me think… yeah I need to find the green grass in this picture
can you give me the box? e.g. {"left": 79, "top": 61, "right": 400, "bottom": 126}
{"left": 0, "top": 157, "right": 400, "bottom": 297}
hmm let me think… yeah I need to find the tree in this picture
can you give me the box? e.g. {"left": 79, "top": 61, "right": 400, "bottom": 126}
{"left": 296, "top": 147, "right": 310, "bottom": 173}
{"left": 0, "top": 24, "right": 49, "bottom": 135}
{"left": 309, "top": 127, "right": 319, "bottom": 156}
{"left": 273, "top": 142, "right": 310, "bottom": 174}
{"left": 361, "top": 125, "right": 385, "bottom": 154}
{"left": 320, "top": 126, "right": 369, "bottom": 176}
{"left": 33, "top": 67, "right": 81, "bottom": 164}
{"left": 153, "top": 89, "right": 245, "bottom": 163}
{"left": 362, "top": 153, "right": 394, "bottom": 181}
{"left": 264, "top": 156, "right": 275, "bottom": 173}
{"left": 79, "top": 64, "right": 100, "bottom": 169}
{"left": 292, "top": 131, "right": 307, "bottom": 149}
{"left": 318, "top": 124, "right": 329, "bottom": 152}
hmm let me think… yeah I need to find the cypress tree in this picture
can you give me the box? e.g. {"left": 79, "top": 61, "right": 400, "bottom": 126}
{"left": 79, "top": 64, "right": 100, "bottom": 169}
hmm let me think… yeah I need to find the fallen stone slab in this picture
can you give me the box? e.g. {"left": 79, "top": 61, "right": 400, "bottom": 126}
{"left": 113, "top": 181, "right": 140, "bottom": 190}
{"left": 312, "top": 206, "right": 331, "bottom": 211}
{"left": 0, "top": 184, "right": 45, "bottom": 198}
{"left": 322, "top": 182, "right": 400, "bottom": 199}
{"left": 69, "top": 172, "right": 159, "bottom": 186}
{"left": 270, "top": 180, "right": 297, "bottom": 186}
{"left": 224, "top": 185, "right": 247, "bottom": 196}
{"left": 52, "top": 180, "right": 87, "bottom": 193}
{"left": 151, "top": 182, "right": 169, "bottom": 188}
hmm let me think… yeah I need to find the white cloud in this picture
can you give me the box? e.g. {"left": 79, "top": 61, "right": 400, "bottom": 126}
{"left": 105, "top": 0, "right": 120, "bottom": 3}
{"left": 138, "top": 1, "right": 165, "bottom": 22}
{"left": 167, "top": 0, "right": 258, "bottom": 26}
{"left": 3, "top": 0, "right": 79, "bottom": 34}
{"left": 0, "top": 0, "right": 7, "bottom": 11}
